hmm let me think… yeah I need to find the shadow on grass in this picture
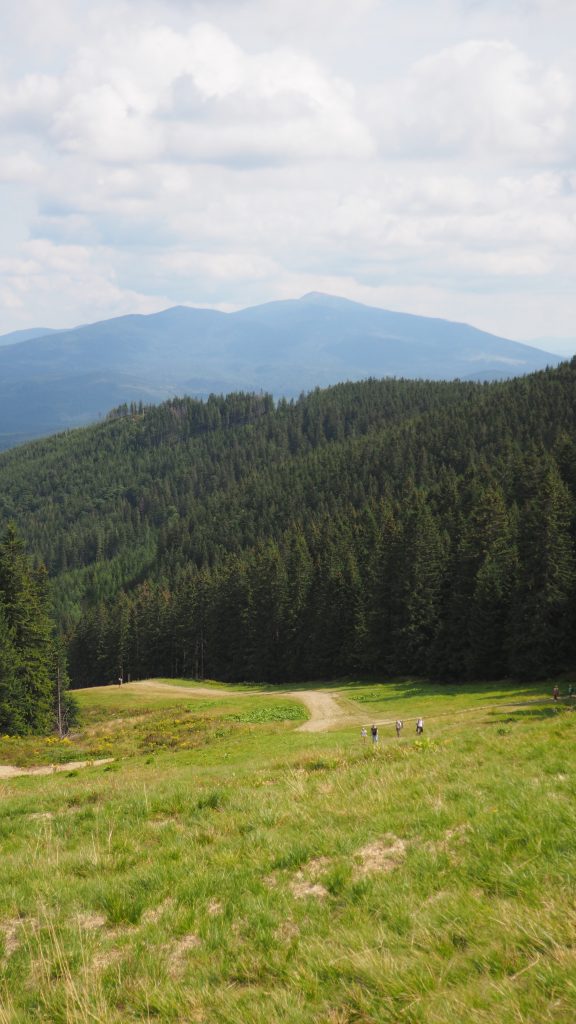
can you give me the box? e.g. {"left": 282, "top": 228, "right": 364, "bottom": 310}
{"left": 338, "top": 678, "right": 548, "bottom": 704}
{"left": 486, "top": 704, "right": 574, "bottom": 723}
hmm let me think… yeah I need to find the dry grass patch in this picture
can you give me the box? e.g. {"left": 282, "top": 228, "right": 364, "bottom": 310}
{"left": 141, "top": 898, "right": 175, "bottom": 925}
{"left": 168, "top": 934, "right": 202, "bottom": 978}
{"left": 286, "top": 876, "right": 327, "bottom": 901}
{"left": 92, "top": 947, "right": 124, "bottom": 970}
{"left": 289, "top": 855, "right": 331, "bottom": 899}
{"left": 275, "top": 920, "right": 300, "bottom": 942}
{"left": 0, "top": 916, "right": 39, "bottom": 960}
{"left": 290, "top": 880, "right": 328, "bottom": 899}
{"left": 207, "top": 898, "right": 223, "bottom": 916}
{"left": 0, "top": 920, "right": 21, "bottom": 958}
{"left": 75, "top": 912, "right": 107, "bottom": 930}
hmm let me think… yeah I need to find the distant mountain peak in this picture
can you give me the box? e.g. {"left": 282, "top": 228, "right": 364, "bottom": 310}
{"left": 298, "top": 291, "right": 349, "bottom": 305}
{"left": 0, "top": 294, "right": 563, "bottom": 450}
{"left": 300, "top": 291, "right": 328, "bottom": 299}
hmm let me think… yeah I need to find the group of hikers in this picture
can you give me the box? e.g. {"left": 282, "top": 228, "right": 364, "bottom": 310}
{"left": 360, "top": 684, "right": 574, "bottom": 745}
{"left": 361, "top": 718, "right": 424, "bottom": 745}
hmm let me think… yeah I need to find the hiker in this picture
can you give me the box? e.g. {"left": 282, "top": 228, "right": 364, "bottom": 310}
{"left": 569, "top": 683, "right": 574, "bottom": 702}
{"left": 118, "top": 675, "right": 123, "bottom": 687}
{"left": 361, "top": 726, "right": 367, "bottom": 744}
{"left": 416, "top": 717, "right": 424, "bottom": 735}
{"left": 371, "top": 723, "right": 379, "bottom": 745}
{"left": 553, "top": 685, "right": 559, "bottom": 702}
{"left": 395, "top": 719, "right": 403, "bottom": 738}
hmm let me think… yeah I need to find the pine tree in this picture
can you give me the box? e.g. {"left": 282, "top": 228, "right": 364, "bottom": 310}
{"left": 0, "top": 597, "right": 24, "bottom": 733}
{"left": 0, "top": 524, "right": 54, "bottom": 732}
{"left": 510, "top": 454, "right": 575, "bottom": 678}
{"left": 394, "top": 493, "right": 446, "bottom": 675}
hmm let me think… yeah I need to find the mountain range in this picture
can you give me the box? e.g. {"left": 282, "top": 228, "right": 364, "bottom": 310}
{"left": 0, "top": 292, "right": 561, "bottom": 449}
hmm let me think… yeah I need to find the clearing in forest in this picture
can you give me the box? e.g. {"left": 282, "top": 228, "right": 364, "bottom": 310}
{"left": 0, "top": 676, "right": 574, "bottom": 1024}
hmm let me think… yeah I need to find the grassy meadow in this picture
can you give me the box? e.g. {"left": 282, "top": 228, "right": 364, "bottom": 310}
{"left": 1, "top": 677, "right": 575, "bottom": 1023}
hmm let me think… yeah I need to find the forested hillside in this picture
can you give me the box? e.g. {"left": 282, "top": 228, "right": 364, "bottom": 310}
{"left": 0, "top": 363, "right": 575, "bottom": 688}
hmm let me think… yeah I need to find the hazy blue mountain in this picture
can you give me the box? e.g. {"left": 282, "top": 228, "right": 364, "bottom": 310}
{"left": 0, "top": 292, "right": 561, "bottom": 449}
{"left": 0, "top": 326, "right": 62, "bottom": 347}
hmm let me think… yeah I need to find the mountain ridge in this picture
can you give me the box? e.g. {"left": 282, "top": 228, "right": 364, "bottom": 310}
{"left": 0, "top": 293, "right": 561, "bottom": 449}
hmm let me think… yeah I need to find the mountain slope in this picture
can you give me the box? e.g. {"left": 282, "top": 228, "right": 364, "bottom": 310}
{"left": 0, "top": 326, "right": 61, "bottom": 347}
{"left": 0, "top": 294, "right": 560, "bottom": 449}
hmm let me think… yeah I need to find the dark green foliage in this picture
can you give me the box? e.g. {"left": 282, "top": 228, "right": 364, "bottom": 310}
{"left": 0, "top": 524, "right": 56, "bottom": 732}
{"left": 1, "top": 363, "right": 576, "bottom": 686}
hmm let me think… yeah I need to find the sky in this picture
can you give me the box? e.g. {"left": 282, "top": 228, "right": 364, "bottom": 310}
{"left": 0, "top": 0, "right": 575, "bottom": 351}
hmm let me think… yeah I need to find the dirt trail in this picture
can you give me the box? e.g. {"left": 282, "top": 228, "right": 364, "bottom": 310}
{"left": 107, "top": 680, "right": 353, "bottom": 733}
{"left": 0, "top": 758, "right": 114, "bottom": 780}
{"left": 293, "top": 691, "right": 358, "bottom": 732}
{"left": 80, "top": 680, "right": 560, "bottom": 736}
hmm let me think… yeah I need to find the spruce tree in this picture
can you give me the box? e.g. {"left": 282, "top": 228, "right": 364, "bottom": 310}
{"left": 0, "top": 523, "right": 54, "bottom": 732}
{"left": 510, "top": 455, "right": 575, "bottom": 678}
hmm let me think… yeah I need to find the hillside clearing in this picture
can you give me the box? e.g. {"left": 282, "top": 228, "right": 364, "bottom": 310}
{"left": 1, "top": 679, "right": 575, "bottom": 1023}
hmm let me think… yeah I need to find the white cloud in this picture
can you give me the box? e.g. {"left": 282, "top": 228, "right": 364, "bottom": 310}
{"left": 0, "top": 150, "right": 42, "bottom": 183}
{"left": 370, "top": 39, "right": 574, "bottom": 162}
{"left": 0, "top": 0, "right": 575, "bottom": 340}
{"left": 0, "top": 239, "right": 169, "bottom": 327}
{"left": 1, "top": 21, "right": 372, "bottom": 166}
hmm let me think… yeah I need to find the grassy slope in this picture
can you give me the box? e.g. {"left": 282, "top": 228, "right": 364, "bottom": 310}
{"left": 1, "top": 679, "right": 575, "bottom": 1023}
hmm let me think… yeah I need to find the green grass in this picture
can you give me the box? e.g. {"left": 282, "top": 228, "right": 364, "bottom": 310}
{"left": 1, "top": 678, "right": 575, "bottom": 1023}
{"left": 333, "top": 677, "right": 553, "bottom": 717}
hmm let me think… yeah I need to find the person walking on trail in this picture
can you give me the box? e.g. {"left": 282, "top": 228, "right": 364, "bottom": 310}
{"left": 416, "top": 717, "right": 424, "bottom": 736}
{"left": 569, "top": 683, "right": 574, "bottom": 702}
{"left": 553, "top": 685, "right": 560, "bottom": 702}
{"left": 361, "top": 726, "right": 367, "bottom": 744}
{"left": 371, "top": 723, "right": 379, "bottom": 746}
{"left": 395, "top": 719, "right": 403, "bottom": 738}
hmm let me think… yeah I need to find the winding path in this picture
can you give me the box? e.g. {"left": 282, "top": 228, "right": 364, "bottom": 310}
{"left": 127, "top": 679, "right": 353, "bottom": 733}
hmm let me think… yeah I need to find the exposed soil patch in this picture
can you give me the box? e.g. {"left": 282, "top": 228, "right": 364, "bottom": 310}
{"left": 0, "top": 920, "right": 21, "bottom": 957}
{"left": 354, "top": 835, "right": 406, "bottom": 879}
{"left": 1, "top": 916, "right": 38, "bottom": 958}
{"left": 0, "top": 758, "right": 114, "bottom": 779}
{"left": 290, "top": 880, "right": 328, "bottom": 899}
{"left": 289, "top": 856, "right": 331, "bottom": 899}
{"left": 142, "top": 899, "right": 175, "bottom": 925}
{"left": 169, "top": 933, "right": 202, "bottom": 978}
{"left": 303, "top": 856, "right": 331, "bottom": 879}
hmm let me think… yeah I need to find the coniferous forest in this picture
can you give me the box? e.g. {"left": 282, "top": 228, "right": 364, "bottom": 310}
{"left": 1, "top": 360, "right": 575, "bottom": 705}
